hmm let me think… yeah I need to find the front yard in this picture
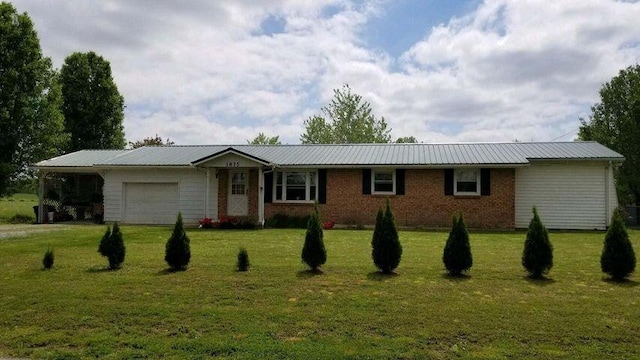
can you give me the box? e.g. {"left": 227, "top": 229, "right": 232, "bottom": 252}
{"left": 0, "top": 225, "right": 638, "bottom": 359}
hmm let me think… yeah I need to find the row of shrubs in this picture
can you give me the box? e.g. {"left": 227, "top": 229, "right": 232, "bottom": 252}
{"left": 299, "top": 201, "right": 636, "bottom": 281}
{"left": 42, "top": 205, "right": 636, "bottom": 281}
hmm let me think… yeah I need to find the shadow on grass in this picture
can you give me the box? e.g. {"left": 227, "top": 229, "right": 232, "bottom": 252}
{"left": 86, "top": 266, "right": 117, "bottom": 273}
{"left": 524, "top": 275, "right": 556, "bottom": 286}
{"left": 442, "top": 273, "right": 472, "bottom": 282}
{"left": 156, "top": 268, "right": 188, "bottom": 275}
{"left": 367, "top": 271, "right": 399, "bottom": 281}
{"left": 602, "top": 278, "right": 639, "bottom": 287}
{"left": 296, "top": 268, "right": 324, "bottom": 278}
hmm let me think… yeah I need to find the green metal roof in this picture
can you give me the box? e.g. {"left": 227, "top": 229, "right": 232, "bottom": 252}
{"left": 32, "top": 142, "right": 624, "bottom": 169}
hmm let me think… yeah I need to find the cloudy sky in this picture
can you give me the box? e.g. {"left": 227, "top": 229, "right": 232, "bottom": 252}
{"left": 12, "top": 0, "right": 640, "bottom": 145}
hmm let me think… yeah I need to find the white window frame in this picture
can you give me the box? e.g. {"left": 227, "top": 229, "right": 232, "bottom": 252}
{"left": 371, "top": 169, "right": 396, "bottom": 195}
{"left": 273, "top": 170, "right": 318, "bottom": 203}
{"left": 454, "top": 168, "right": 481, "bottom": 196}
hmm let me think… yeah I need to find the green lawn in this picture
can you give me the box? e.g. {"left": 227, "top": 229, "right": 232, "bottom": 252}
{"left": 0, "top": 226, "right": 638, "bottom": 359}
{"left": 0, "top": 193, "right": 38, "bottom": 223}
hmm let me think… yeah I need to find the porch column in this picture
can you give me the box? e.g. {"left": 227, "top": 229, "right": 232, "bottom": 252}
{"left": 205, "top": 168, "right": 211, "bottom": 218}
{"left": 258, "top": 167, "right": 264, "bottom": 226}
{"left": 38, "top": 171, "right": 46, "bottom": 224}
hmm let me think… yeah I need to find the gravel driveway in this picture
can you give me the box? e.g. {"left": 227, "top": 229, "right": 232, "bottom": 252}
{"left": 0, "top": 224, "right": 68, "bottom": 239}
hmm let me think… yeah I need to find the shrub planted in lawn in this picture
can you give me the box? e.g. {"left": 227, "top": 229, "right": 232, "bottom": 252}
{"left": 98, "top": 223, "right": 126, "bottom": 269}
{"left": 165, "top": 213, "right": 191, "bottom": 270}
{"left": 601, "top": 209, "right": 636, "bottom": 281}
{"left": 301, "top": 203, "right": 326, "bottom": 271}
{"left": 42, "top": 247, "right": 54, "bottom": 270}
{"left": 372, "top": 200, "right": 402, "bottom": 274}
{"left": 237, "top": 247, "right": 250, "bottom": 272}
{"left": 443, "top": 213, "right": 473, "bottom": 276}
{"left": 522, "top": 207, "right": 553, "bottom": 279}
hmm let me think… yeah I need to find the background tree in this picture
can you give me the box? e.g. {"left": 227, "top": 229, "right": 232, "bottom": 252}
{"left": 579, "top": 65, "right": 640, "bottom": 205}
{"left": 395, "top": 136, "right": 419, "bottom": 143}
{"left": 371, "top": 200, "right": 402, "bottom": 274}
{"left": 601, "top": 210, "right": 636, "bottom": 281}
{"left": 165, "top": 212, "right": 191, "bottom": 271}
{"left": 443, "top": 213, "right": 473, "bottom": 276}
{"left": 0, "top": 2, "right": 67, "bottom": 197}
{"left": 60, "top": 51, "right": 125, "bottom": 152}
{"left": 248, "top": 133, "right": 281, "bottom": 145}
{"left": 301, "top": 203, "right": 326, "bottom": 272}
{"left": 129, "top": 134, "right": 175, "bottom": 149}
{"left": 522, "top": 207, "right": 553, "bottom": 279}
{"left": 300, "top": 84, "right": 391, "bottom": 144}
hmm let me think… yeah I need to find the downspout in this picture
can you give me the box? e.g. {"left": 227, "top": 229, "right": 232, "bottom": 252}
{"left": 259, "top": 164, "right": 276, "bottom": 227}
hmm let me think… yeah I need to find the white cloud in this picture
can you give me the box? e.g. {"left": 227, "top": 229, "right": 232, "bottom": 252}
{"left": 11, "top": 0, "right": 640, "bottom": 145}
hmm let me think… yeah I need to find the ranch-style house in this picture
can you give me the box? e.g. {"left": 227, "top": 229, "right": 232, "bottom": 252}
{"left": 32, "top": 141, "right": 623, "bottom": 230}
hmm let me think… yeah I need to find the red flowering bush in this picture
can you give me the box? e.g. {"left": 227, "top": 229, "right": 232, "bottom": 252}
{"left": 323, "top": 220, "right": 335, "bottom": 230}
{"left": 199, "top": 218, "right": 214, "bottom": 229}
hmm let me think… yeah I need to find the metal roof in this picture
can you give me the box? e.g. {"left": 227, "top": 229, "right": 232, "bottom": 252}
{"left": 32, "top": 142, "right": 623, "bottom": 169}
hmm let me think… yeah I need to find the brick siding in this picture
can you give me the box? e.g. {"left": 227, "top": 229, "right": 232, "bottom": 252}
{"left": 265, "top": 168, "right": 515, "bottom": 229}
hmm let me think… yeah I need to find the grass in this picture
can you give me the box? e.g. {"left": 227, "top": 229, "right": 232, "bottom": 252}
{"left": 0, "top": 226, "right": 639, "bottom": 359}
{"left": 0, "top": 192, "right": 38, "bottom": 223}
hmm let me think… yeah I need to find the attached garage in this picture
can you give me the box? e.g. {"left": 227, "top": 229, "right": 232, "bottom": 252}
{"left": 124, "top": 183, "right": 179, "bottom": 224}
{"left": 515, "top": 161, "right": 617, "bottom": 230}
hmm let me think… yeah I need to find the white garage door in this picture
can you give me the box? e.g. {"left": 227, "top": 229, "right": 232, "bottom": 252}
{"left": 124, "top": 183, "right": 178, "bottom": 224}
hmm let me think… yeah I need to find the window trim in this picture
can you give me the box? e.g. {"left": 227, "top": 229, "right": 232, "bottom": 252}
{"left": 273, "top": 169, "right": 318, "bottom": 203}
{"left": 371, "top": 169, "right": 396, "bottom": 195}
{"left": 454, "top": 168, "right": 481, "bottom": 196}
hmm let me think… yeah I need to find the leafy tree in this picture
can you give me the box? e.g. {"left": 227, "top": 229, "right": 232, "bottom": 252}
{"left": 372, "top": 200, "right": 402, "bottom": 274}
{"left": 42, "top": 247, "right": 54, "bottom": 270}
{"left": 395, "top": 136, "right": 419, "bottom": 143}
{"left": 60, "top": 51, "right": 125, "bottom": 152}
{"left": 443, "top": 213, "right": 473, "bottom": 276}
{"left": 601, "top": 210, "right": 636, "bottom": 281}
{"left": 0, "top": 2, "right": 67, "bottom": 197}
{"left": 301, "top": 84, "right": 391, "bottom": 144}
{"left": 579, "top": 65, "right": 640, "bottom": 205}
{"left": 301, "top": 203, "right": 326, "bottom": 271}
{"left": 165, "top": 212, "right": 191, "bottom": 270}
{"left": 248, "top": 133, "right": 281, "bottom": 145}
{"left": 237, "top": 247, "right": 250, "bottom": 272}
{"left": 129, "top": 134, "right": 175, "bottom": 149}
{"left": 522, "top": 207, "right": 553, "bottom": 279}
{"left": 98, "top": 222, "right": 125, "bottom": 269}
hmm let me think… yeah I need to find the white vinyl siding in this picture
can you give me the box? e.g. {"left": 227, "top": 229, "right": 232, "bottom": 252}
{"left": 103, "top": 168, "right": 206, "bottom": 225}
{"left": 515, "top": 162, "right": 615, "bottom": 230}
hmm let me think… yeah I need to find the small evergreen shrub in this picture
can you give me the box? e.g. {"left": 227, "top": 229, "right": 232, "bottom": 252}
{"left": 301, "top": 203, "right": 326, "bottom": 271}
{"left": 443, "top": 213, "right": 473, "bottom": 276}
{"left": 165, "top": 213, "right": 191, "bottom": 270}
{"left": 42, "top": 247, "right": 54, "bottom": 270}
{"left": 522, "top": 207, "right": 553, "bottom": 279}
{"left": 371, "top": 200, "right": 402, "bottom": 274}
{"left": 98, "top": 222, "right": 126, "bottom": 269}
{"left": 237, "top": 247, "right": 250, "bottom": 272}
{"left": 601, "top": 210, "right": 636, "bottom": 281}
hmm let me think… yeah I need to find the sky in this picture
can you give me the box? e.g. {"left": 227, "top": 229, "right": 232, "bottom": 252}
{"left": 11, "top": 0, "right": 640, "bottom": 145}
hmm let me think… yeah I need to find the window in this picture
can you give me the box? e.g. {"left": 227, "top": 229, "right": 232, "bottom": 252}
{"left": 454, "top": 168, "right": 480, "bottom": 195}
{"left": 231, "top": 172, "right": 246, "bottom": 195}
{"left": 372, "top": 169, "right": 395, "bottom": 194}
{"left": 274, "top": 170, "right": 317, "bottom": 202}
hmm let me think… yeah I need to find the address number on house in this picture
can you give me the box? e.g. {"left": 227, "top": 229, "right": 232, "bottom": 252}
{"left": 226, "top": 161, "right": 240, "bottom": 168}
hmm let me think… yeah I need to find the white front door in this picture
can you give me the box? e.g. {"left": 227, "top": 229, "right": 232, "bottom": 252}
{"left": 228, "top": 170, "right": 248, "bottom": 216}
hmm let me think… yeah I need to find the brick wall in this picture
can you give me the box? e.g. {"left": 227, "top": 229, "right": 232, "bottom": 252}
{"left": 264, "top": 168, "right": 515, "bottom": 229}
